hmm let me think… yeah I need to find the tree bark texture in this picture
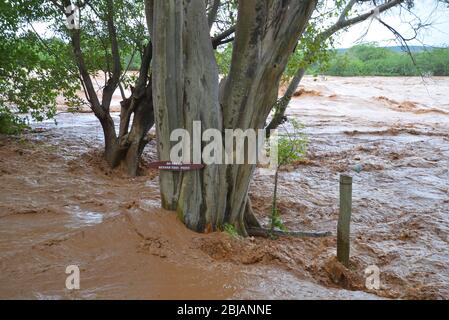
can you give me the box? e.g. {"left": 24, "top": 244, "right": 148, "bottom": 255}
{"left": 151, "top": 0, "right": 317, "bottom": 235}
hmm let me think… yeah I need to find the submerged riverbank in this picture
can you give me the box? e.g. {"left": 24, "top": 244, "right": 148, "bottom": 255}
{"left": 1, "top": 76, "right": 448, "bottom": 299}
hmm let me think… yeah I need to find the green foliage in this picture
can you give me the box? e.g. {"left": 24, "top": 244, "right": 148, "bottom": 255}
{"left": 310, "top": 44, "right": 449, "bottom": 76}
{"left": 277, "top": 119, "right": 308, "bottom": 167}
{"left": 124, "top": 53, "right": 142, "bottom": 71}
{"left": 223, "top": 223, "right": 239, "bottom": 239}
{"left": 215, "top": 43, "right": 233, "bottom": 76}
{"left": 0, "top": 33, "right": 81, "bottom": 133}
{"left": 0, "top": 1, "right": 81, "bottom": 133}
{"left": 417, "top": 48, "right": 449, "bottom": 76}
{"left": 282, "top": 0, "right": 347, "bottom": 81}
{"left": 0, "top": 107, "right": 28, "bottom": 134}
{"left": 0, "top": 0, "right": 148, "bottom": 134}
{"left": 284, "top": 26, "right": 334, "bottom": 81}
{"left": 270, "top": 208, "right": 287, "bottom": 232}
{"left": 68, "top": 0, "right": 147, "bottom": 75}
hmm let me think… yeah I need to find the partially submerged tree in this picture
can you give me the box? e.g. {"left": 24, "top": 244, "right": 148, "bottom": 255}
{"left": 149, "top": 0, "right": 318, "bottom": 235}
{"left": 1, "top": 0, "right": 249, "bottom": 176}
{"left": 3, "top": 0, "right": 440, "bottom": 236}
{"left": 56, "top": 0, "right": 154, "bottom": 176}
{"left": 1, "top": 0, "right": 154, "bottom": 175}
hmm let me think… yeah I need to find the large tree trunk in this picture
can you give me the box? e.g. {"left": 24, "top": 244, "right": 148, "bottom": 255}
{"left": 151, "top": 0, "right": 317, "bottom": 235}
{"left": 152, "top": 0, "right": 226, "bottom": 230}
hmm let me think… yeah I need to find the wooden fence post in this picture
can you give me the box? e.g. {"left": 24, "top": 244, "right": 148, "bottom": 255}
{"left": 337, "top": 174, "right": 352, "bottom": 267}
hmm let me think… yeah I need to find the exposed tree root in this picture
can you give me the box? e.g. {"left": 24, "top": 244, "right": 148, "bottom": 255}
{"left": 243, "top": 197, "right": 330, "bottom": 238}
{"left": 243, "top": 197, "right": 262, "bottom": 229}
{"left": 247, "top": 227, "right": 331, "bottom": 238}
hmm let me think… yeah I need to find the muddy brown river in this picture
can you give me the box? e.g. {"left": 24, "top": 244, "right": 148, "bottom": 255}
{"left": 0, "top": 76, "right": 448, "bottom": 299}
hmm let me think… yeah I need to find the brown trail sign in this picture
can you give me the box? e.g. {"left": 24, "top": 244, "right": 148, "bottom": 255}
{"left": 148, "top": 161, "right": 205, "bottom": 171}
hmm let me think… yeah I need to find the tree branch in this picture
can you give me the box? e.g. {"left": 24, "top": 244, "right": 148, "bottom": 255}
{"left": 247, "top": 227, "right": 331, "bottom": 238}
{"left": 337, "top": 0, "right": 357, "bottom": 25}
{"left": 60, "top": 0, "right": 104, "bottom": 118}
{"left": 101, "top": 0, "right": 121, "bottom": 111}
{"left": 207, "top": 0, "right": 220, "bottom": 30}
{"left": 265, "top": 0, "right": 405, "bottom": 134}
{"left": 211, "top": 25, "right": 235, "bottom": 48}
{"left": 325, "top": 0, "right": 405, "bottom": 38}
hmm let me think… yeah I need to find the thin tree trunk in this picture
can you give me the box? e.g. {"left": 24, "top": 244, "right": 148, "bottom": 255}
{"left": 101, "top": 115, "right": 121, "bottom": 167}
{"left": 271, "top": 167, "right": 279, "bottom": 232}
{"left": 120, "top": 83, "right": 154, "bottom": 176}
{"left": 266, "top": 68, "right": 305, "bottom": 135}
{"left": 122, "top": 104, "right": 154, "bottom": 175}
{"left": 63, "top": 0, "right": 154, "bottom": 177}
{"left": 120, "top": 42, "right": 154, "bottom": 176}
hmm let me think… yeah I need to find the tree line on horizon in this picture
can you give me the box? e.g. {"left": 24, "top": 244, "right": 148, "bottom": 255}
{"left": 308, "top": 44, "right": 449, "bottom": 77}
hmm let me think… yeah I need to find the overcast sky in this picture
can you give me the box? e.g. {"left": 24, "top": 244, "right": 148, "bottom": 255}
{"left": 335, "top": 0, "right": 449, "bottom": 48}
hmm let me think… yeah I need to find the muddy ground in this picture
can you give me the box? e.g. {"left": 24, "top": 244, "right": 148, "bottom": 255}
{"left": 0, "top": 76, "right": 448, "bottom": 299}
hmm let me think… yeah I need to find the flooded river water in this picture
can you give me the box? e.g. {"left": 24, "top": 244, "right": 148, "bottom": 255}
{"left": 0, "top": 76, "right": 448, "bottom": 299}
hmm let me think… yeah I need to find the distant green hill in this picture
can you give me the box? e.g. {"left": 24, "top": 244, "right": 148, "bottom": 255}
{"left": 335, "top": 45, "right": 441, "bottom": 54}
{"left": 310, "top": 44, "right": 449, "bottom": 76}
